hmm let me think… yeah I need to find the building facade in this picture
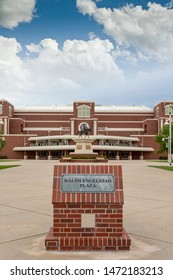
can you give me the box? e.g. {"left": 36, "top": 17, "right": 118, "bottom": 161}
{"left": 0, "top": 99, "right": 172, "bottom": 160}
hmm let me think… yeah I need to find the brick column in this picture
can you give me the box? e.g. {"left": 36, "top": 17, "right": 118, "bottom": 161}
{"left": 48, "top": 150, "right": 52, "bottom": 160}
{"left": 128, "top": 151, "right": 132, "bottom": 160}
{"left": 140, "top": 152, "right": 144, "bottom": 160}
{"left": 116, "top": 151, "right": 120, "bottom": 160}
{"left": 24, "top": 151, "right": 28, "bottom": 160}
{"left": 35, "top": 151, "right": 39, "bottom": 160}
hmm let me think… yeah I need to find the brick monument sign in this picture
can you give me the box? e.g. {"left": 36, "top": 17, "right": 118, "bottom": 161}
{"left": 45, "top": 164, "right": 131, "bottom": 251}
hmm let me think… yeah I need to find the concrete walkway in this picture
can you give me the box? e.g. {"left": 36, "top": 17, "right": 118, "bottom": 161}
{"left": 0, "top": 160, "right": 173, "bottom": 260}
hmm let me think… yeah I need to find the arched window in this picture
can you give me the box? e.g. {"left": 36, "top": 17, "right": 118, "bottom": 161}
{"left": 77, "top": 105, "right": 91, "bottom": 118}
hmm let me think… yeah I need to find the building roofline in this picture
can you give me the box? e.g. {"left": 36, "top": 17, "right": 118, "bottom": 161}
{"left": 74, "top": 100, "right": 94, "bottom": 103}
{"left": 14, "top": 104, "right": 153, "bottom": 113}
{"left": 0, "top": 99, "right": 14, "bottom": 107}
{"left": 28, "top": 135, "right": 139, "bottom": 142}
{"left": 154, "top": 100, "right": 173, "bottom": 108}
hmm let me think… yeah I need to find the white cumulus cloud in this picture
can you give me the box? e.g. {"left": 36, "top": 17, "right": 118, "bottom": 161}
{"left": 25, "top": 37, "right": 124, "bottom": 103}
{"left": 1, "top": 35, "right": 173, "bottom": 107}
{"left": 0, "top": 36, "right": 124, "bottom": 105}
{"left": 76, "top": 0, "right": 173, "bottom": 62}
{"left": 0, "top": 0, "right": 36, "bottom": 28}
{"left": 0, "top": 37, "right": 30, "bottom": 103}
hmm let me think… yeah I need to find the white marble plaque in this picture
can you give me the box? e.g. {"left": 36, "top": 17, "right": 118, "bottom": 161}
{"left": 61, "top": 174, "right": 115, "bottom": 193}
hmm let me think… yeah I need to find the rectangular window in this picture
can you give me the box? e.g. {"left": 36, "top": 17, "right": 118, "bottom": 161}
{"left": 155, "top": 106, "right": 159, "bottom": 117}
{"left": 9, "top": 106, "right": 12, "bottom": 117}
{"left": 0, "top": 104, "right": 2, "bottom": 115}
{"left": 165, "top": 104, "right": 173, "bottom": 115}
{"left": 78, "top": 105, "right": 90, "bottom": 118}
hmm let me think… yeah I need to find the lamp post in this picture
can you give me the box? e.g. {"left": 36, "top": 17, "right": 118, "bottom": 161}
{"left": 164, "top": 105, "right": 173, "bottom": 167}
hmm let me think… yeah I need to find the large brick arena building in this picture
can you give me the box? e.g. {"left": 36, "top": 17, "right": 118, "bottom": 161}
{"left": 0, "top": 99, "right": 172, "bottom": 160}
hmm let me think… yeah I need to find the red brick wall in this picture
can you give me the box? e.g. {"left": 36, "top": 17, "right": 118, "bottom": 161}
{"left": 14, "top": 112, "right": 73, "bottom": 121}
{"left": 96, "top": 112, "right": 154, "bottom": 122}
{"left": 0, "top": 100, "right": 14, "bottom": 117}
{"left": 137, "top": 136, "right": 161, "bottom": 159}
{"left": 1, "top": 135, "right": 29, "bottom": 159}
{"left": 143, "top": 119, "right": 158, "bottom": 135}
{"left": 154, "top": 101, "right": 173, "bottom": 118}
{"left": 9, "top": 119, "right": 25, "bottom": 134}
{"left": 98, "top": 121, "right": 143, "bottom": 129}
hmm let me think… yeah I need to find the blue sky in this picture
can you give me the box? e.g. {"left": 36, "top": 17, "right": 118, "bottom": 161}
{"left": 0, "top": 0, "right": 173, "bottom": 107}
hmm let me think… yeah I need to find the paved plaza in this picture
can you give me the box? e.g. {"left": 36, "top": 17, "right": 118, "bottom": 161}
{"left": 0, "top": 160, "right": 173, "bottom": 260}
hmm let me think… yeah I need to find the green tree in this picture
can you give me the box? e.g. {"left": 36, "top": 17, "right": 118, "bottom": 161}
{"left": 0, "top": 135, "right": 6, "bottom": 153}
{"left": 155, "top": 124, "right": 173, "bottom": 154}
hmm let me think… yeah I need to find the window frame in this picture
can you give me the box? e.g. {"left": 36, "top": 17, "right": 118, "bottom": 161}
{"left": 77, "top": 105, "right": 91, "bottom": 118}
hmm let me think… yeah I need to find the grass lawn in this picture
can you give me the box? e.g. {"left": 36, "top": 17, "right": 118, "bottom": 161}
{"left": 0, "top": 159, "right": 20, "bottom": 162}
{"left": 148, "top": 165, "right": 173, "bottom": 172}
{"left": 0, "top": 165, "right": 20, "bottom": 170}
{"left": 146, "top": 160, "right": 167, "bottom": 162}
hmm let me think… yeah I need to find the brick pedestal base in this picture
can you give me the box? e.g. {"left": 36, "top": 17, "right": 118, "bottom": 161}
{"left": 45, "top": 164, "right": 131, "bottom": 251}
{"left": 45, "top": 227, "right": 130, "bottom": 251}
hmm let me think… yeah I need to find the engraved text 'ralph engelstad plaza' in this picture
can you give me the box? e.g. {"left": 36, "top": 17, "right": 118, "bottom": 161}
{"left": 61, "top": 174, "right": 115, "bottom": 193}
